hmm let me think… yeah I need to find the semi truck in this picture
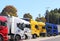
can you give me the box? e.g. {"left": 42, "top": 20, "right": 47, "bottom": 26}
{"left": 0, "top": 16, "right": 8, "bottom": 41}
{"left": 0, "top": 16, "right": 31, "bottom": 41}
{"left": 19, "top": 19, "right": 32, "bottom": 39}
{"left": 30, "top": 19, "right": 40, "bottom": 38}
{"left": 45, "top": 23, "right": 58, "bottom": 37}
{"left": 38, "top": 22, "right": 46, "bottom": 37}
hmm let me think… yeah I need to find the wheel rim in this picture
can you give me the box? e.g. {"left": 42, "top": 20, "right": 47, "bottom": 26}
{"left": 34, "top": 35, "right": 36, "bottom": 38}
{"left": 47, "top": 34, "right": 50, "bottom": 37}
{"left": 15, "top": 36, "right": 20, "bottom": 41}
{"left": 33, "top": 35, "right": 37, "bottom": 38}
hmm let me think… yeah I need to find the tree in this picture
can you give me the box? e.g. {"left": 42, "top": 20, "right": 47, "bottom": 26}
{"left": 40, "top": 17, "right": 46, "bottom": 22}
{"left": 23, "top": 13, "right": 32, "bottom": 19}
{"left": 35, "top": 14, "right": 46, "bottom": 22}
{"left": 45, "top": 8, "right": 60, "bottom": 24}
{"left": 35, "top": 17, "right": 40, "bottom": 22}
{"left": 54, "top": 8, "right": 58, "bottom": 13}
{"left": 1, "top": 5, "right": 18, "bottom": 17}
{"left": 58, "top": 8, "right": 60, "bottom": 13}
{"left": 35, "top": 17, "right": 46, "bottom": 22}
{"left": 45, "top": 10, "right": 49, "bottom": 22}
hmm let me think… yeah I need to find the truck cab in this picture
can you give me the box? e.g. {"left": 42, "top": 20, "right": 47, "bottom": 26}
{"left": 0, "top": 16, "right": 8, "bottom": 41}
{"left": 45, "top": 23, "right": 58, "bottom": 37}
{"left": 30, "top": 19, "right": 40, "bottom": 38}
{"left": 38, "top": 22, "right": 46, "bottom": 37}
{"left": 19, "top": 19, "right": 32, "bottom": 39}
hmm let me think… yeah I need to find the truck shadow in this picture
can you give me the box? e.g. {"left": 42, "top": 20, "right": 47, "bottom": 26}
{"left": 8, "top": 39, "right": 23, "bottom": 41}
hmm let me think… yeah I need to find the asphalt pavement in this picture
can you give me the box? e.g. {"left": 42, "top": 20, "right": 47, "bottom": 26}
{"left": 23, "top": 35, "right": 60, "bottom": 41}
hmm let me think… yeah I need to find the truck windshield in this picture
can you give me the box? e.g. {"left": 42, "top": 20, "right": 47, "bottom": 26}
{"left": 47, "top": 25, "right": 52, "bottom": 29}
{"left": 35, "top": 25, "right": 39, "bottom": 30}
{"left": 42, "top": 26, "right": 45, "bottom": 29}
{"left": 23, "top": 18, "right": 30, "bottom": 22}
{"left": 17, "top": 23, "right": 24, "bottom": 30}
{"left": 0, "top": 21, "right": 7, "bottom": 26}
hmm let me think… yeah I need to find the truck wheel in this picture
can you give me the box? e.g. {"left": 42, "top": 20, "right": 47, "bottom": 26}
{"left": 40, "top": 33, "right": 46, "bottom": 37}
{"left": 47, "top": 34, "right": 51, "bottom": 37}
{"left": 10, "top": 35, "right": 14, "bottom": 41}
{"left": 0, "top": 35, "right": 3, "bottom": 41}
{"left": 15, "top": 35, "right": 21, "bottom": 41}
{"left": 32, "top": 34, "right": 37, "bottom": 39}
{"left": 25, "top": 34, "right": 28, "bottom": 39}
{"left": 53, "top": 33, "right": 57, "bottom": 36}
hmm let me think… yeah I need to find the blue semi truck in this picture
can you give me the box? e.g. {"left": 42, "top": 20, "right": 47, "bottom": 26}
{"left": 45, "top": 23, "right": 58, "bottom": 37}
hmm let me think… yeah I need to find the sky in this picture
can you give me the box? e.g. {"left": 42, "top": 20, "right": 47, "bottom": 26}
{"left": 0, "top": 0, "right": 60, "bottom": 19}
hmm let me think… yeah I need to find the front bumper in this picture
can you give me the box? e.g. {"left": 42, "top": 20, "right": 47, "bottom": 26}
{"left": 4, "top": 36, "right": 8, "bottom": 41}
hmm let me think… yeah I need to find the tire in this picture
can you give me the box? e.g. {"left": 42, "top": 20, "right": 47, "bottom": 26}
{"left": 0, "top": 35, "right": 3, "bottom": 41}
{"left": 32, "top": 34, "right": 37, "bottom": 39}
{"left": 25, "top": 34, "right": 28, "bottom": 39}
{"left": 53, "top": 33, "right": 57, "bottom": 36}
{"left": 40, "top": 33, "right": 46, "bottom": 37}
{"left": 10, "top": 35, "right": 14, "bottom": 41}
{"left": 47, "top": 34, "right": 51, "bottom": 37}
{"left": 15, "top": 35, "right": 21, "bottom": 41}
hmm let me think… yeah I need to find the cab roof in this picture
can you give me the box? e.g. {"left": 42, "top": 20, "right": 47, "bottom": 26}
{"left": 38, "top": 22, "right": 45, "bottom": 26}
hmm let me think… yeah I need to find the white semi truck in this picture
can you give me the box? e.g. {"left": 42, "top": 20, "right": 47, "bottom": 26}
{"left": 20, "top": 19, "right": 32, "bottom": 39}
{"left": 3, "top": 16, "right": 31, "bottom": 41}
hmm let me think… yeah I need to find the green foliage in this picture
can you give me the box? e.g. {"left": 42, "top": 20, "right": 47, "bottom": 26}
{"left": 23, "top": 13, "right": 32, "bottom": 19}
{"left": 45, "top": 8, "right": 60, "bottom": 24}
{"left": 1, "top": 5, "right": 18, "bottom": 17}
{"left": 35, "top": 17, "right": 40, "bottom": 22}
{"left": 35, "top": 17, "right": 46, "bottom": 22}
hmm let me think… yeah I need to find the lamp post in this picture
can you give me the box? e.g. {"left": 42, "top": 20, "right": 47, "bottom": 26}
{"left": 46, "top": 7, "right": 50, "bottom": 22}
{"left": 58, "top": 14, "right": 59, "bottom": 24}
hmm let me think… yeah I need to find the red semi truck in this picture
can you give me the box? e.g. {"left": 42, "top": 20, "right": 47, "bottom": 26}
{"left": 0, "top": 16, "right": 8, "bottom": 41}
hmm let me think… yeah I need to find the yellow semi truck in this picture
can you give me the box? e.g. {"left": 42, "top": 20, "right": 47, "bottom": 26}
{"left": 30, "top": 19, "right": 40, "bottom": 38}
{"left": 38, "top": 22, "right": 46, "bottom": 37}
